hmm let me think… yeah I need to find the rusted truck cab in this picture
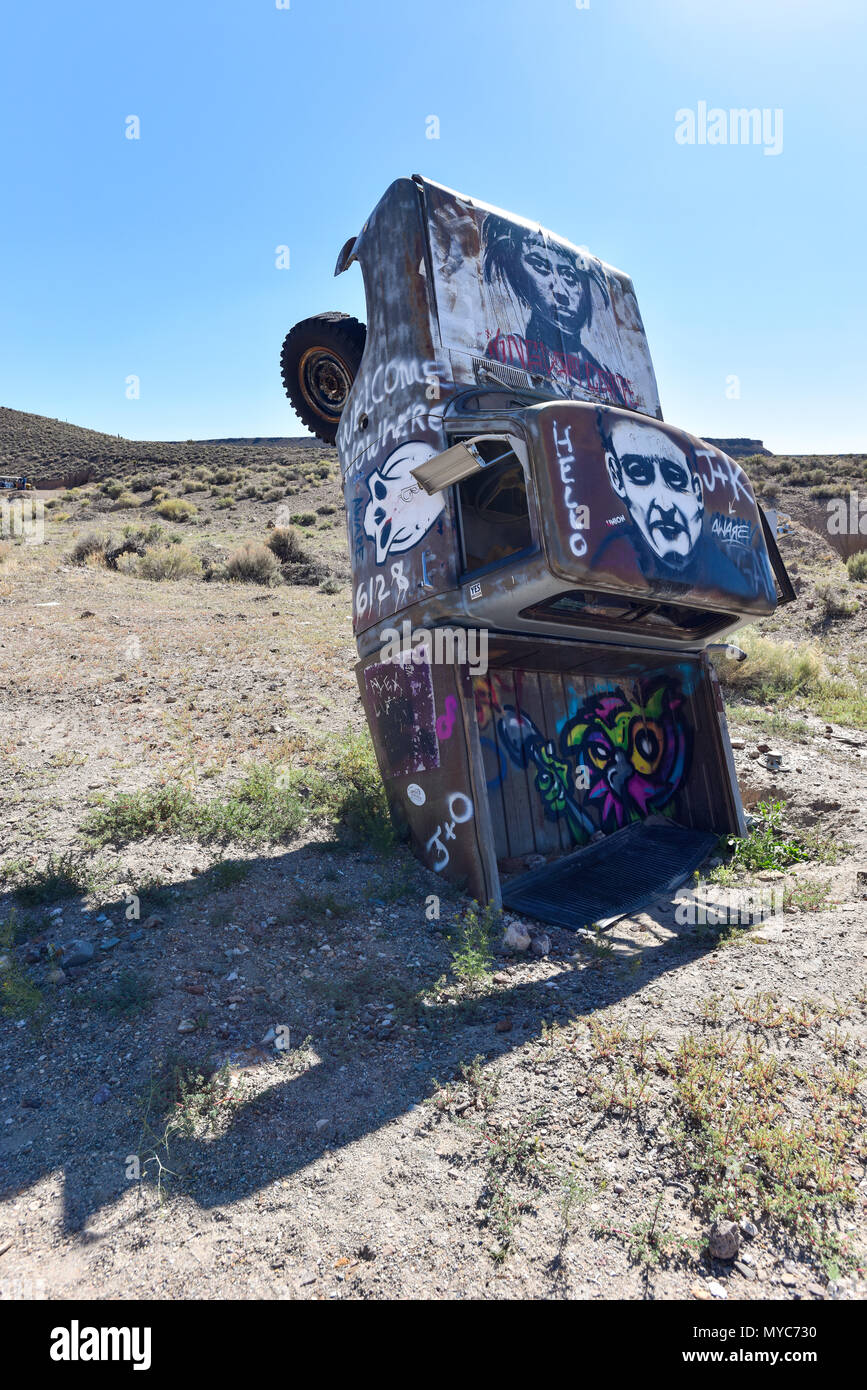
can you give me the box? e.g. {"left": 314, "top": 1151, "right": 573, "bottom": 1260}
{"left": 295, "top": 175, "right": 792, "bottom": 925}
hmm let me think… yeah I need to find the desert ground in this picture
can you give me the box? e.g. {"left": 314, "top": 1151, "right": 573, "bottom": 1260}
{"left": 1, "top": 408, "right": 866, "bottom": 1301}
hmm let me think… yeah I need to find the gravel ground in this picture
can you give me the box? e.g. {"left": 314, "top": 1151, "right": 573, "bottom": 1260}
{"left": 1, "top": 430, "right": 866, "bottom": 1302}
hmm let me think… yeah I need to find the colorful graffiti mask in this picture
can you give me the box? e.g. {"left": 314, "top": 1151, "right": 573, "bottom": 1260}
{"left": 496, "top": 677, "right": 689, "bottom": 842}
{"left": 362, "top": 441, "right": 444, "bottom": 564}
{"left": 564, "top": 680, "right": 689, "bottom": 831}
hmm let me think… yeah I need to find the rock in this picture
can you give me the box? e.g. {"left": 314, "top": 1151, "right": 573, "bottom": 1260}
{"left": 530, "top": 933, "right": 551, "bottom": 957}
{"left": 756, "top": 742, "right": 770, "bottom": 753}
{"left": 92, "top": 1084, "right": 111, "bottom": 1105}
{"left": 60, "top": 939, "right": 94, "bottom": 967}
{"left": 45, "top": 967, "right": 66, "bottom": 985}
{"left": 691, "top": 1283, "right": 712, "bottom": 1301}
{"left": 493, "top": 971, "right": 509, "bottom": 985}
{"left": 502, "top": 924, "right": 531, "bottom": 954}
{"left": 177, "top": 1018, "right": 196, "bottom": 1034}
{"left": 141, "top": 914, "right": 163, "bottom": 930}
{"left": 807, "top": 1283, "right": 825, "bottom": 1299}
{"left": 495, "top": 1018, "right": 512, "bottom": 1033}
{"left": 730, "top": 738, "right": 746, "bottom": 750}
{"left": 708, "top": 1218, "right": 740, "bottom": 1261}
{"left": 735, "top": 1261, "right": 757, "bottom": 1281}
{"left": 100, "top": 937, "right": 121, "bottom": 951}
{"left": 613, "top": 1182, "right": 625, "bottom": 1194}
{"left": 617, "top": 1145, "right": 630, "bottom": 1158}
{"left": 757, "top": 870, "right": 784, "bottom": 882}
{"left": 525, "top": 854, "right": 546, "bottom": 869}
{"left": 707, "top": 1279, "right": 728, "bottom": 1299}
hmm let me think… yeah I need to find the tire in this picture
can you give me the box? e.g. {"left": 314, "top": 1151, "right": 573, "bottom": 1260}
{"left": 280, "top": 312, "right": 366, "bottom": 444}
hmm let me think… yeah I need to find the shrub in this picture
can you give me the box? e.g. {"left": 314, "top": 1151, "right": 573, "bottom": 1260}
{"left": 109, "top": 492, "right": 137, "bottom": 510}
{"left": 102, "top": 479, "right": 124, "bottom": 498}
{"left": 846, "top": 550, "right": 867, "bottom": 582}
{"left": 70, "top": 532, "right": 108, "bottom": 565}
{"left": 156, "top": 498, "right": 197, "bottom": 522}
{"left": 225, "top": 541, "right": 280, "bottom": 585}
{"left": 139, "top": 544, "right": 203, "bottom": 581}
{"left": 290, "top": 512, "right": 317, "bottom": 527}
{"left": 815, "top": 580, "right": 859, "bottom": 618}
{"left": 266, "top": 525, "right": 307, "bottom": 563}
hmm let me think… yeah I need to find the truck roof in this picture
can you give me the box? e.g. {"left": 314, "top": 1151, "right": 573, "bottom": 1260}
{"left": 338, "top": 175, "right": 662, "bottom": 424}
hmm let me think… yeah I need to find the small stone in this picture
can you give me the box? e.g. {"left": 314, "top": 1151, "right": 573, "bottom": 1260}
{"left": 177, "top": 1018, "right": 196, "bottom": 1034}
{"left": 100, "top": 937, "right": 121, "bottom": 951}
{"left": 141, "top": 914, "right": 163, "bottom": 930}
{"left": 495, "top": 1018, "right": 513, "bottom": 1033}
{"left": 730, "top": 738, "right": 746, "bottom": 750}
{"left": 315, "top": 1118, "right": 329, "bottom": 1131}
{"left": 502, "top": 924, "right": 531, "bottom": 954}
{"left": 525, "top": 854, "right": 546, "bottom": 869}
{"left": 613, "top": 1182, "right": 625, "bottom": 1194}
{"left": 493, "top": 971, "right": 509, "bottom": 985}
{"left": 807, "top": 1283, "right": 825, "bottom": 1299}
{"left": 707, "top": 1279, "right": 728, "bottom": 1299}
{"left": 530, "top": 933, "right": 551, "bottom": 958}
{"left": 735, "top": 1261, "right": 757, "bottom": 1281}
{"left": 708, "top": 1218, "right": 740, "bottom": 1261}
{"left": 691, "top": 1283, "right": 712, "bottom": 1301}
{"left": 46, "top": 966, "right": 66, "bottom": 985}
{"left": 60, "top": 939, "right": 94, "bottom": 967}
{"left": 92, "top": 1084, "right": 111, "bottom": 1105}
{"left": 780, "top": 1271, "right": 796, "bottom": 1287}
{"left": 618, "top": 1145, "right": 630, "bottom": 1158}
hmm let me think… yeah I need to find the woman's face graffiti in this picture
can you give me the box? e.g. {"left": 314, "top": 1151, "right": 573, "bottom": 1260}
{"left": 604, "top": 421, "right": 704, "bottom": 568}
{"left": 518, "top": 234, "right": 590, "bottom": 333}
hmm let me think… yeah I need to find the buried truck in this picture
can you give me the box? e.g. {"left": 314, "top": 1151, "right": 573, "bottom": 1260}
{"left": 280, "top": 176, "right": 794, "bottom": 929}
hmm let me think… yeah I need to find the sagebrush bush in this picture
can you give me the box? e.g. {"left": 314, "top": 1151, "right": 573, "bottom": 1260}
{"left": 70, "top": 532, "right": 107, "bottom": 564}
{"left": 225, "top": 541, "right": 280, "bottom": 585}
{"left": 815, "top": 579, "right": 859, "bottom": 618}
{"left": 139, "top": 544, "right": 203, "bottom": 581}
{"left": 846, "top": 550, "right": 867, "bottom": 582}
{"left": 156, "top": 498, "right": 197, "bottom": 522}
{"left": 266, "top": 525, "right": 307, "bottom": 563}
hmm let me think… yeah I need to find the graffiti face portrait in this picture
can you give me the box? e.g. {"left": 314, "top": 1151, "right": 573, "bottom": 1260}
{"left": 482, "top": 218, "right": 604, "bottom": 343}
{"left": 516, "top": 233, "right": 591, "bottom": 337}
{"left": 362, "top": 440, "right": 443, "bottom": 565}
{"left": 604, "top": 420, "right": 704, "bottom": 569}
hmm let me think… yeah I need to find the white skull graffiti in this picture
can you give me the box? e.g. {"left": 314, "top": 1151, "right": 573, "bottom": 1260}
{"left": 362, "top": 441, "right": 445, "bottom": 564}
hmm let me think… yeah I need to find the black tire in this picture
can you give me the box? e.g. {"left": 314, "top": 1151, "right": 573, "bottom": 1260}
{"left": 280, "top": 312, "right": 366, "bottom": 444}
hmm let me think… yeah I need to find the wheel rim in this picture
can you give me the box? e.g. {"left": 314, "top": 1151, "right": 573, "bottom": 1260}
{"left": 298, "top": 347, "right": 353, "bottom": 422}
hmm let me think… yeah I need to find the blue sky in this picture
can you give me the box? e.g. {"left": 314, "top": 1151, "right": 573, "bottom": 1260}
{"left": 1, "top": 0, "right": 864, "bottom": 453}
